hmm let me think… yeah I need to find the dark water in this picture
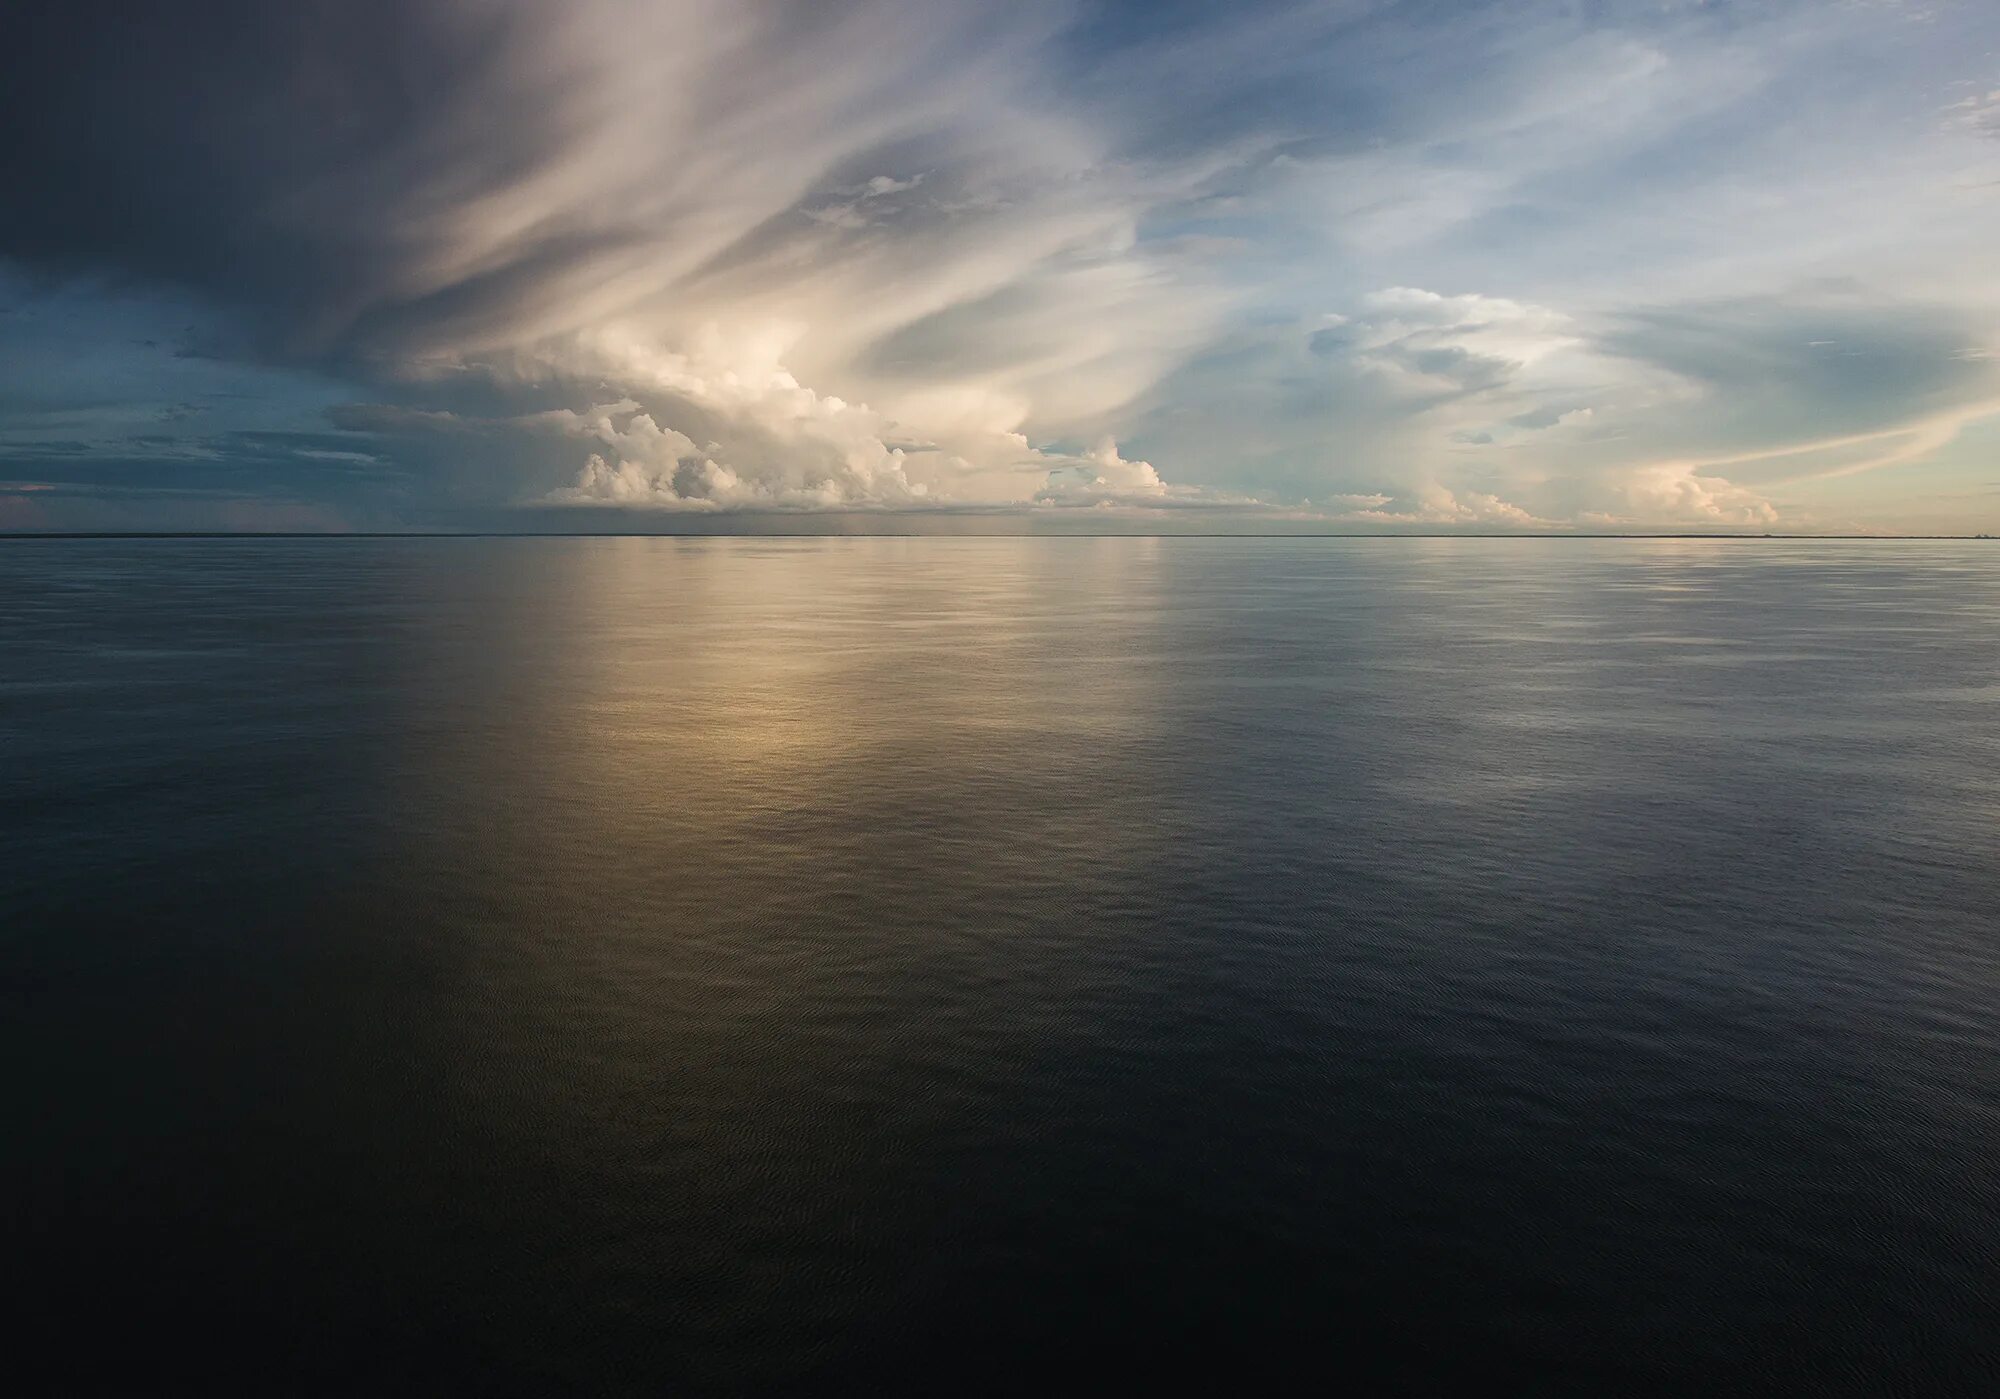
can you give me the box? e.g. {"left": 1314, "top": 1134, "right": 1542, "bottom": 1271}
{"left": 5, "top": 537, "right": 1998, "bottom": 1395}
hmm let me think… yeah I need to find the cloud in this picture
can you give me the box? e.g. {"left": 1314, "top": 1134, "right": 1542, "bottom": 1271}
{"left": 1584, "top": 292, "right": 2000, "bottom": 503}
{"left": 1594, "top": 464, "right": 1778, "bottom": 527}
{"left": 539, "top": 394, "right": 929, "bottom": 512}
{"left": 0, "top": 0, "right": 1282, "bottom": 514}
{"left": 1343, "top": 287, "right": 1574, "bottom": 401}
{"left": 1942, "top": 88, "right": 2000, "bottom": 139}
{"left": 1324, "top": 485, "right": 1554, "bottom": 529}
{"left": 340, "top": 369, "right": 1248, "bottom": 515}
{"left": 1506, "top": 405, "right": 1590, "bottom": 431}
{"left": 2, "top": 1, "right": 1998, "bottom": 530}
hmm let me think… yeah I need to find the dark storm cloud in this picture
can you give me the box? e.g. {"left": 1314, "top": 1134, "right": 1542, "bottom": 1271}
{"left": 0, "top": 1, "right": 586, "bottom": 359}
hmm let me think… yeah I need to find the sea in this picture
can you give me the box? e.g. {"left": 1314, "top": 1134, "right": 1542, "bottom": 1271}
{"left": 4, "top": 536, "right": 1997, "bottom": 1394}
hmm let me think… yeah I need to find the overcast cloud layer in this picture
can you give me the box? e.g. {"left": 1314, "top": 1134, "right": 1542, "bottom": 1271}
{"left": 2, "top": 0, "right": 1997, "bottom": 532}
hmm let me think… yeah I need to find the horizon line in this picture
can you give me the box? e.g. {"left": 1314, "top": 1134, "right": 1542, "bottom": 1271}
{"left": 3, "top": 531, "right": 1994, "bottom": 543}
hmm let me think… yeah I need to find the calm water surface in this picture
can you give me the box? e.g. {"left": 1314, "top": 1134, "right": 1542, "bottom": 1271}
{"left": 4, "top": 537, "right": 1998, "bottom": 1394}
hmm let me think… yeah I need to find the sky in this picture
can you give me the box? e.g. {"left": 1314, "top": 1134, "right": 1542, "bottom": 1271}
{"left": 2, "top": 0, "right": 1997, "bottom": 534}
